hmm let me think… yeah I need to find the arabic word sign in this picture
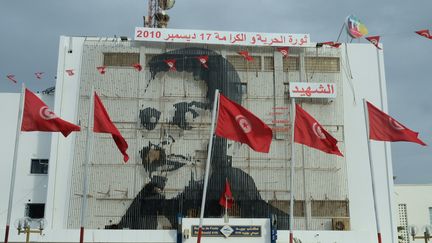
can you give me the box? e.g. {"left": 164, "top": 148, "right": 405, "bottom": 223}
{"left": 346, "top": 15, "right": 368, "bottom": 38}
{"left": 191, "top": 225, "right": 261, "bottom": 237}
{"left": 135, "top": 27, "right": 311, "bottom": 47}
{"left": 289, "top": 82, "right": 337, "bottom": 98}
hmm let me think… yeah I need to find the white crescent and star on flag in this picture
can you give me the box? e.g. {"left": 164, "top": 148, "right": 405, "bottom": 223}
{"left": 312, "top": 122, "right": 326, "bottom": 140}
{"left": 39, "top": 106, "right": 58, "bottom": 120}
{"left": 235, "top": 115, "right": 252, "bottom": 133}
{"left": 388, "top": 117, "right": 404, "bottom": 130}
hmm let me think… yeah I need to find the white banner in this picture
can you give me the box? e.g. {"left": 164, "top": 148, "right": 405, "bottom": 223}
{"left": 289, "top": 82, "right": 337, "bottom": 98}
{"left": 134, "top": 27, "right": 311, "bottom": 47}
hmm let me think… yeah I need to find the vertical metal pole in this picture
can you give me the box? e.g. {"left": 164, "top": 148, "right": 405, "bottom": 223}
{"left": 197, "top": 89, "right": 219, "bottom": 243}
{"left": 25, "top": 228, "right": 30, "bottom": 243}
{"left": 375, "top": 47, "right": 396, "bottom": 243}
{"left": 363, "top": 99, "right": 382, "bottom": 243}
{"left": 289, "top": 97, "right": 296, "bottom": 243}
{"left": 4, "top": 84, "right": 25, "bottom": 243}
{"left": 224, "top": 181, "right": 228, "bottom": 223}
{"left": 80, "top": 87, "right": 94, "bottom": 243}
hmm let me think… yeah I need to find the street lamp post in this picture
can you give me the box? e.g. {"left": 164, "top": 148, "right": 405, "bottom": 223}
{"left": 409, "top": 225, "right": 432, "bottom": 243}
{"left": 15, "top": 217, "right": 45, "bottom": 243}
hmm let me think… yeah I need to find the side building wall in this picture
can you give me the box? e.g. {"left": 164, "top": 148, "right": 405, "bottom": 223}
{"left": 0, "top": 93, "right": 53, "bottom": 229}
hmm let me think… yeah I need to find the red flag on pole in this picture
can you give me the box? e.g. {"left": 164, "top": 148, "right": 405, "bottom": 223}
{"left": 215, "top": 94, "right": 272, "bottom": 153}
{"left": 65, "top": 69, "right": 75, "bottom": 76}
{"left": 277, "top": 47, "right": 289, "bottom": 58}
{"left": 34, "top": 72, "right": 44, "bottom": 79}
{"left": 365, "top": 36, "right": 382, "bottom": 50}
{"left": 164, "top": 59, "right": 177, "bottom": 71}
{"left": 96, "top": 66, "right": 106, "bottom": 75}
{"left": 415, "top": 29, "right": 432, "bottom": 39}
{"left": 132, "top": 63, "right": 142, "bottom": 72}
{"left": 6, "top": 74, "right": 17, "bottom": 83}
{"left": 93, "top": 92, "right": 130, "bottom": 162}
{"left": 238, "top": 50, "right": 254, "bottom": 62}
{"left": 196, "top": 55, "right": 209, "bottom": 69}
{"left": 21, "top": 89, "right": 80, "bottom": 137}
{"left": 219, "top": 179, "right": 234, "bottom": 209}
{"left": 366, "top": 101, "right": 426, "bottom": 146}
{"left": 294, "top": 104, "right": 343, "bottom": 156}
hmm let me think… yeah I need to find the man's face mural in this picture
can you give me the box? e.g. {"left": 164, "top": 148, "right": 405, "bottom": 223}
{"left": 139, "top": 99, "right": 210, "bottom": 195}
{"left": 138, "top": 48, "right": 242, "bottom": 197}
{"left": 109, "top": 48, "right": 289, "bottom": 230}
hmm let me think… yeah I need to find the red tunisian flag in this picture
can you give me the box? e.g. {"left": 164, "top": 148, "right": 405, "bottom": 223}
{"left": 294, "top": 104, "right": 343, "bottom": 156}
{"left": 215, "top": 94, "right": 272, "bottom": 153}
{"left": 219, "top": 179, "right": 234, "bottom": 209}
{"left": 365, "top": 36, "right": 382, "bottom": 50}
{"left": 93, "top": 92, "right": 130, "bottom": 162}
{"left": 366, "top": 101, "right": 426, "bottom": 146}
{"left": 21, "top": 89, "right": 80, "bottom": 137}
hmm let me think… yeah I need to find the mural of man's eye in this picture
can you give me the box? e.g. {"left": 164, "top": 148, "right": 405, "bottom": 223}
{"left": 140, "top": 107, "right": 161, "bottom": 130}
{"left": 172, "top": 101, "right": 208, "bottom": 130}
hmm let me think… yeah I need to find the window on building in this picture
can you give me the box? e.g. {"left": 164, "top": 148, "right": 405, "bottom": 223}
{"left": 227, "top": 55, "right": 261, "bottom": 71}
{"left": 311, "top": 200, "right": 349, "bottom": 217}
{"left": 25, "top": 203, "right": 45, "bottom": 219}
{"left": 305, "top": 57, "right": 340, "bottom": 72}
{"left": 268, "top": 200, "right": 305, "bottom": 217}
{"left": 284, "top": 82, "right": 290, "bottom": 94}
{"left": 263, "top": 56, "right": 274, "bottom": 71}
{"left": 103, "top": 53, "right": 140, "bottom": 67}
{"left": 241, "top": 83, "right": 247, "bottom": 96}
{"left": 283, "top": 56, "right": 300, "bottom": 71}
{"left": 30, "top": 159, "right": 48, "bottom": 174}
{"left": 429, "top": 207, "right": 432, "bottom": 224}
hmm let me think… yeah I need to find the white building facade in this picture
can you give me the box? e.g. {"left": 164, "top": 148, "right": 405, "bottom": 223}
{"left": 0, "top": 32, "right": 397, "bottom": 243}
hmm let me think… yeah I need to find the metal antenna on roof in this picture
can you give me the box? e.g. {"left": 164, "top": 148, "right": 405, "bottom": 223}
{"left": 144, "top": 0, "right": 176, "bottom": 28}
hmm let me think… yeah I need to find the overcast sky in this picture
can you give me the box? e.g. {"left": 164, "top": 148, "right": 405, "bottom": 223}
{"left": 0, "top": 0, "right": 430, "bottom": 184}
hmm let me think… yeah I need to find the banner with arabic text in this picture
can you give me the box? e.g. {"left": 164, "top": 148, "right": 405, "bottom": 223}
{"left": 289, "top": 82, "right": 337, "bottom": 98}
{"left": 134, "top": 27, "right": 311, "bottom": 47}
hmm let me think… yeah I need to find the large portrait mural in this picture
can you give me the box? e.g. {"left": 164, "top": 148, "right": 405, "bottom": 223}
{"left": 104, "top": 48, "right": 289, "bottom": 230}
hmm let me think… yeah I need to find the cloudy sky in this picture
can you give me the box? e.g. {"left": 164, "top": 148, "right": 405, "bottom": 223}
{"left": 0, "top": 0, "right": 430, "bottom": 183}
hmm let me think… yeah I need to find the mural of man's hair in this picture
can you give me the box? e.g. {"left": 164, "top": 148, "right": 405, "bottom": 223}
{"left": 148, "top": 47, "right": 242, "bottom": 105}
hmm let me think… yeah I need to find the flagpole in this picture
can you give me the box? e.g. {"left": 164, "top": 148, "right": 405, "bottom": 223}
{"left": 362, "top": 98, "right": 382, "bottom": 243}
{"left": 4, "top": 84, "right": 25, "bottom": 243}
{"left": 376, "top": 48, "right": 396, "bottom": 243}
{"left": 196, "top": 89, "right": 219, "bottom": 243}
{"left": 289, "top": 97, "right": 296, "bottom": 243}
{"left": 225, "top": 195, "right": 228, "bottom": 222}
{"left": 80, "top": 87, "right": 94, "bottom": 243}
{"left": 224, "top": 178, "right": 228, "bottom": 223}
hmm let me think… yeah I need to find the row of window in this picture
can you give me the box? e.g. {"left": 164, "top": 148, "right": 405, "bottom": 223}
{"left": 102, "top": 53, "right": 340, "bottom": 72}
{"left": 199, "top": 200, "right": 349, "bottom": 218}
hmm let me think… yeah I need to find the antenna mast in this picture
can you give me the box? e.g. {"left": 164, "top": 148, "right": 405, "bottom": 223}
{"left": 144, "top": 0, "right": 176, "bottom": 28}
